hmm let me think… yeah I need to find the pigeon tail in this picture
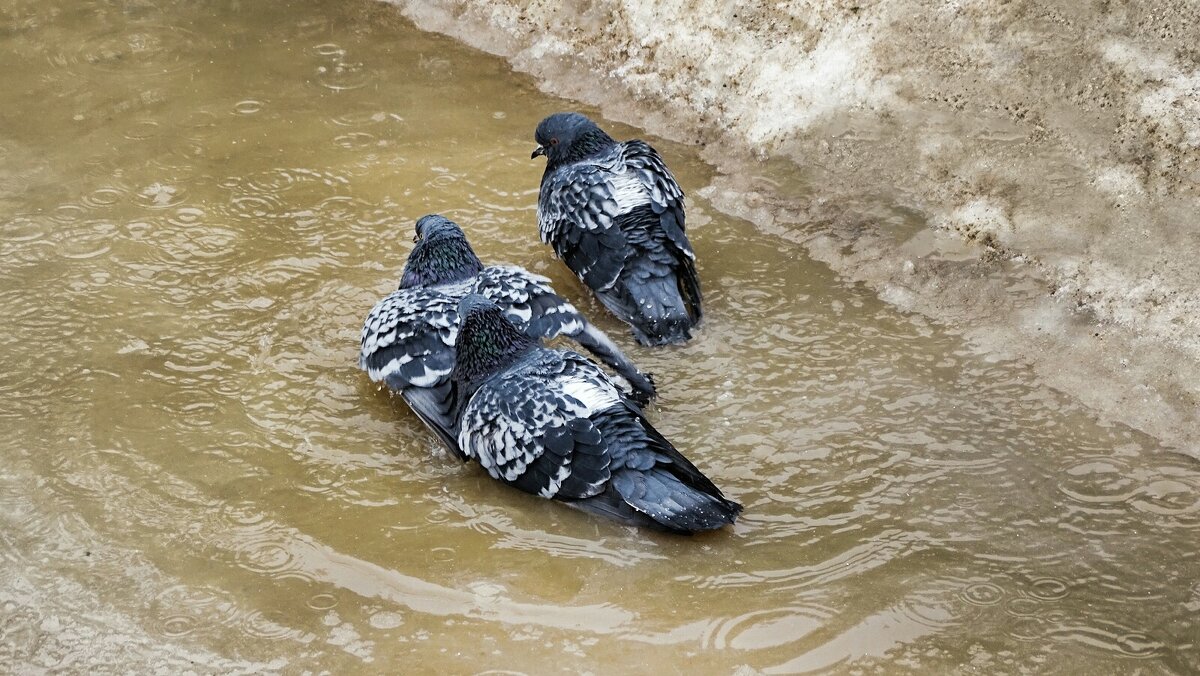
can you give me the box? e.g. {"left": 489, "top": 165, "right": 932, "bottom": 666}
{"left": 606, "top": 274, "right": 696, "bottom": 347}
{"left": 611, "top": 468, "right": 741, "bottom": 534}
{"left": 562, "top": 472, "right": 739, "bottom": 534}
{"left": 591, "top": 405, "right": 741, "bottom": 534}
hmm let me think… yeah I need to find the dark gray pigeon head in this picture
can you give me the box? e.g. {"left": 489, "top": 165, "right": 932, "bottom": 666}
{"left": 531, "top": 112, "right": 616, "bottom": 168}
{"left": 413, "top": 214, "right": 460, "bottom": 240}
{"left": 398, "top": 214, "right": 484, "bottom": 289}
{"left": 456, "top": 293, "right": 498, "bottom": 318}
{"left": 452, "top": 293, "right": 539, "bottom": 385}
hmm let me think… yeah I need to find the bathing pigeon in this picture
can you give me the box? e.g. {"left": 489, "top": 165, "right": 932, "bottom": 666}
{"left": 532, "top": 112, "right": 702, "bottom": 346}
{"left": 360, "top": 215, "right": 655, "bottom": 455}
{"left": 450, "top": 294, "right": 740, "bottom": 533}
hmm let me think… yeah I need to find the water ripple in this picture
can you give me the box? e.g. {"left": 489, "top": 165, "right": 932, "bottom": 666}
{"left": 961, "top": 581, "right": 1004, "bottom": 606}
{"left": 1045, "top": 624, "right": 1166, "bottom": 659}
{"left": 81, "top": 186, "right": 126, "bottom": 207}
{"left": 333, "top": 132, "right": 376, "bottom": 150}
{"left": 327, "top": 110, "right": 405, "bottom": 128}
{"left": 70, "top": 25, "right": 198, "bottom": 75}
{"left": 701, "top": 606, "right": 829, "bottom": 650}
{"left": 123, "top": 119, "right": 162, "bottom": 141}
{"left": 2, "top": 215, "right": 49, "bottom": 244}
{"left": 306, "top": 593, "right": 339, "bottom": 611}
{"left": 1029, "top": 577, "right": 1070, "bottom": 601}
{"left": 233, "top": 100, "right": 264, "bottom": 115}
{"left": 50, "top": 203, "right": 88, "bottom": 223}
{"left": 311, "top": 42, "right": 368, "bottom": 91}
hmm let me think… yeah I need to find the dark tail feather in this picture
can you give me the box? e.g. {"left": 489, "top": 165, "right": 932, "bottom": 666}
{"left": 563, "top": 484, "right": 733, "bottom": 535}
{"left": 677, "top": 254, "right": 703, "bottom": 326}
{"left": 397, "top": 381, "right": 464, "bottom": 460}
{"left": 612, "top": 468, "right": 740, "bottom": 533}
{"left": 592, "top": 405, "right": 741, "bottom": 533}
{"left": 561, "top": 490, "right": 665, "bottom": 530}
{"left": 601, "top": 275, "right": 695, "bottom": 347}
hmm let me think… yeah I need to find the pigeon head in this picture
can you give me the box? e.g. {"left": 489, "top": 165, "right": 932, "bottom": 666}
{"left": 456, "top": 293, "right": 499, "bottom": 318}
{"left": 531, "top": 112, "right": 616, "bottom": 168}
{"left": 452, "top": 293, "right": 539, "bottom": 384}
{"left": 398, "top": 214, "right": 484, "bottom": 289}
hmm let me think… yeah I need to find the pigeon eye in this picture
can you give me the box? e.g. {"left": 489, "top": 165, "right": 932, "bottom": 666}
{"left": 550, "top": 138, "right": 558, "bottom": 145}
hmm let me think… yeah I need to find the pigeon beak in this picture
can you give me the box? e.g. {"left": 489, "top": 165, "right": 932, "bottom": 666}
{"left": 531, "top": 145, "right": 546, "bottom": 160}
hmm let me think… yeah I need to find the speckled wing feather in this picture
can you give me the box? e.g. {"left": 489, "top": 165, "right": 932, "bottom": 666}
{"left": 619, "top": 140, "right": 690, "bottom": 255}
{"left": 457, "top": 350, "right": 616, "bottom": 499}
{"left": 537, "top": 151, "right": 629, "bottom": 291}
{"left": 456, "top": 346, "right": 739, "bottom": 532}
{"left": 359, "top": 288, "right": 458, "bottom": 390}
{"left": 619, "top": 140, "right": 702, "bottom": 325}
{"left": 474, "top": 265, "right": 656, "bottom": 405}
{"left": 473, "top": 265, "right": 588, "bottom": 339}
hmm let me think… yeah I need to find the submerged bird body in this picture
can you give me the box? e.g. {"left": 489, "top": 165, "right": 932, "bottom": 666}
{"left": 451, "top": 295, "right": 740, "bottom": 534}
{"left": 359, "top": 215, "right": 655, "bottom": 455}
{"left": 533, "top": 113, "right": 702, "bottom": 346}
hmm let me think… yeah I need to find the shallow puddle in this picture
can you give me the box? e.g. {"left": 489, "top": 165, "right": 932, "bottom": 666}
{"left": 1, "top": 0, "right": 1198, "bottom": 672}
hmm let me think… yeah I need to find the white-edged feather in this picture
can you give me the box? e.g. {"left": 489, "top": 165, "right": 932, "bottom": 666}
{"left": 609, "top": 168, "right": 650, "bottom": 215}
{"left": 561, "top": 374, "right": 620, "bottom": 413}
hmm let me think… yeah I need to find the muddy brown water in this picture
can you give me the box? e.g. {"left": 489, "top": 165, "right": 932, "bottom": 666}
{"left": 1, "top": 0, "right": 1198, "bottom": 672}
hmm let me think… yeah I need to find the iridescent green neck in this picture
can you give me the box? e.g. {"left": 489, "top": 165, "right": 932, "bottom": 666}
{"left": 399, "top": 234, "right": 483, "bottom": 289}
{"left": 453, "top": 308, "right": 538, "bottom": 385}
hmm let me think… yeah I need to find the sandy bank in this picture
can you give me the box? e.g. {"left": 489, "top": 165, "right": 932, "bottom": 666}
{"left": 386, "top": 0, "right": 1200, "bottom": 457}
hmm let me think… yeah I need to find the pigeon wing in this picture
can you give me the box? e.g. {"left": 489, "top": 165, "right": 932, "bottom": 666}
{"left": 359, "top": 289, "right": 458, "bottom": 389}
{"left": 474, "top": 266, "right": 656, "bottom": 405}
{"left": 400, "top": 381, "right": 463, "bottom": 459}
{"left": 538, "top": 162, "right": 629, "bottom": 291}
{"left": 473, "top": 265, "right": 588, "bottom": 339}
{"left": 621, "top": 140, "right": 702, "bottom": 323}
{"left": 457, "top": 352, "right": 616, "bottom": 499}
{"left": 620, "top": 140, "right": 689, "bottom": 252}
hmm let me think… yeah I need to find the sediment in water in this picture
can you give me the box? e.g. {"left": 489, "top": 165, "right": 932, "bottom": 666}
{"left": 386, "top": 0, "right": 1200, "bottom": 457}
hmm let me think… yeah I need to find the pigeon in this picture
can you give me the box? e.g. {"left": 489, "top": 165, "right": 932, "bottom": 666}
{"left": 359, "top": 214, "right": 655, "bottom": 456}
{"left": 450, "top": 293, "right": 740, "bottom": 533}
{"left": 532, "top": 112, "right": 702, "bottom": 346}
